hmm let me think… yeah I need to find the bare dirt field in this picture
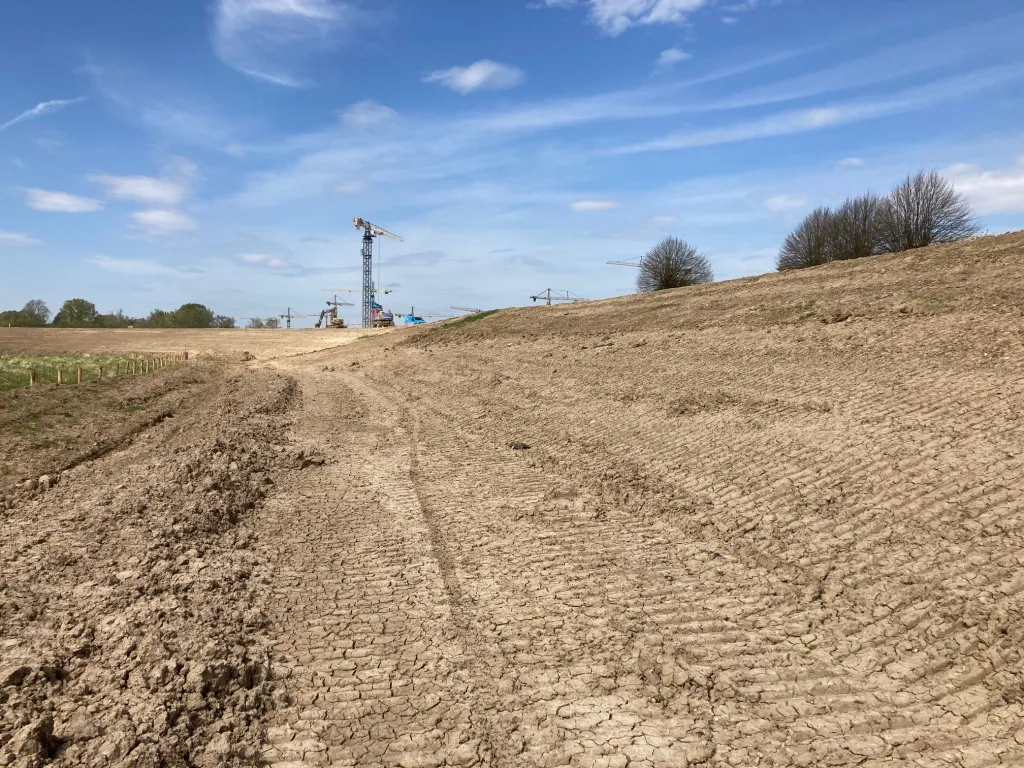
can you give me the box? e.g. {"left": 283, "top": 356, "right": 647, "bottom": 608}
{"left": 3, "top": 231, "right": 1024, "bottom": 767}
{"left": 0, "top": 328, "right": 383, "bottom": 361}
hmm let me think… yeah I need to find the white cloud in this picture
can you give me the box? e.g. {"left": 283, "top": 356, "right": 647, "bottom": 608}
{"left": 341, "top": 100, "right": 397, "bottom": 127}
{"left": 132, "top": 209, "right": 198, "bottom": 236}
{"left": 837, "top": 157, "right": 865, "bottom": 168}
{"left": 0, "top": 230, "right": 43, "bottom": 246}
{"left": 89, "top": 255, "right": 191, "bottom": 275}
{"left": 424, "top": 60, "right": 525, "bottom": 94}
{"left": 25, "top": 189, "right": 105, "bottom": 213}
{"left": 334, "top": 180, "right": 367, "bottom": 194}
{"left": 945, "top": 156, "right": 1024, "bottom": 215}
{"left": 241, "top": 252, "right": 290, "bottom": 269}
{"left": 657, "top": 48, "right": 691, "bottom": 68}
{"left": 571, "top": 199, "right": 619, "bottom": 212}
{"left": 543, "top": 0, "right": 712, "bottom": 35}
{"left": 612, "top": 66, "right": 1024, "bottom": 154}
{"left": 90, "top": 173, "right": 190, "bottom": 206}
{"left": 765, "top": 194, "right": 807, "bottom": 211}
{"left": 0, "top": 98, "right": 85, "bottom": 132}
{"left": 213, "top": 0, "right": 351, "bottom": 86}
{"left": 721, "top": 15, "right": 738, "bottom": 24}
{"left": 650, "top": 215, "right": 677, "bottom": 225}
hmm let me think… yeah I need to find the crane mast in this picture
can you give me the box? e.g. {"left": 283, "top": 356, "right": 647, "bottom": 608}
{"left": 353, "top": 217, "right": 403, "bottom": 329}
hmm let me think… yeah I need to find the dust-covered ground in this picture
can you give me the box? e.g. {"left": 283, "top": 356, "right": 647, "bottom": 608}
{"left": 0, "top": 328, "right": 386, "bottom": 362}
{"left": 3, "top": 232, "right": 1024, "bottom": 767}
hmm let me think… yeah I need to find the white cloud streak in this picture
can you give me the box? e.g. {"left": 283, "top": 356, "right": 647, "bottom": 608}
{"left": 25, "top": 189, "right": 105, "bottom": 213}
{"left": 132, "top": 209, "right": 199, "bottom": 236}
{"left": 213, "top": 0, "right": 351, "bottom": 86}
{"left": 424, "top": 60, "right": 525, "bottom": 94}
{"left": 571, "top": 200, "right": 619, "bottom": 211}
{"left": 611, "top": 65, "right": 1024, "bottom": 154}
{"left": 0, "top": 231, "right": 43, "bottom": 246}
{"left": 89, "top": 255, "right": 193, "bottom": 276}
{"left": 0, "top": 98, "right": 85, "bottom": 132}
{"left": 341, "top": 100, "right": 397, "bottom": 127}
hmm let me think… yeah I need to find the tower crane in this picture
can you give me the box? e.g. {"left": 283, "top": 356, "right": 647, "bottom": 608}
{"left": 529, "top": 289, "right": 588, "bottom": 306}
{"left": 279, "top": 308, "right": 315, "bottom": 329}
{"left": 451, "top": 306, "right": 483, "bottom": 314}
{"left": 353, "top": 217, "right": 403, "bottom": 329}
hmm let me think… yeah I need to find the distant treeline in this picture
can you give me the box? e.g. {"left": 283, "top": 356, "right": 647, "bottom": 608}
{"left": 0, "top": 298, "right": 236, "bottom": 329}
{"left": 777, "top": 170, "right": 980, "bottom": 271}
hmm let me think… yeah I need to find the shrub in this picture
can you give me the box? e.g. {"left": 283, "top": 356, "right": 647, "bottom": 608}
{"left": 777, "top": 207, "right": 834, "bottom": 270}
{"left": 877, "top": 171, "right": 980, "bottom": 252}
{"left": 637, "top": 236, "right": 714, "bottom": 293}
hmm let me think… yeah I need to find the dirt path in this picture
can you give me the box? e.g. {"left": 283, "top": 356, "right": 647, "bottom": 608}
{"left": 260, "top": 315, "right": 1024, "bottom": 768}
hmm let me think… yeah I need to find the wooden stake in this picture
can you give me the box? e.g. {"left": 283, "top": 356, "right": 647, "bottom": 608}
{"left": 77, "top": 367, "right": 83, "bottom": 385}
{"left": 99, "top": 366, "right": 104, "bottom": 380}
{"left": 30, "top": 370, "right": 36, "bottom": 387}
{"left": 57, "top": 369, "right": 63, "bottom": 385}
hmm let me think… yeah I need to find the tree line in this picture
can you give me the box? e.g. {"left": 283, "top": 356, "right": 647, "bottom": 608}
{"left": 0, "top": 298, "right": 236, "bottom": 329}
{"left": 777, "top": 170, "right": 979, "bottom": 270}
{"left": 627, "top": 169, "right": 980, "bottom": 294}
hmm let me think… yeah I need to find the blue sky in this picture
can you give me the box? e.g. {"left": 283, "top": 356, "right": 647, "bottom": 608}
{"left": 2, "top": 0, "right": 1024, "bottom": 324}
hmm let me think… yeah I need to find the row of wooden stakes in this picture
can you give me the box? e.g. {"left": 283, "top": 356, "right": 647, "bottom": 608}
{"left": 28, "top": 353, "right": 189, "bottom": 387}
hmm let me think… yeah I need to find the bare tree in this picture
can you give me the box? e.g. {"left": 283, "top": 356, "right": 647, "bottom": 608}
{"left": 777, "top": 206, "right": 834, "bottom": 270}
{"left": 637, "top": 237, "right": 713, "bottom": 293}
{"left": 877, "top": 171, "right": 979, "bottom": 253}
{"left": 830, "top": 193, "right": 883, "bottom": 261}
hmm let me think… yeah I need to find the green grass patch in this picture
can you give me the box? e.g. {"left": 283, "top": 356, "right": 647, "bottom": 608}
{"left": 0, "top": 352, "right": 157, "bottom": 392}
{"left": 442, "top": 309, "right": 499, "bottom": 329}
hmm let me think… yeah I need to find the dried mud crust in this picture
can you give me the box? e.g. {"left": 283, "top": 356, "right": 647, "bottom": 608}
{"left": 263, "top": 233, "right": 1024, "bottom": 766}
{"left": 0, "top": 366, "right": 298, "bottom": 768}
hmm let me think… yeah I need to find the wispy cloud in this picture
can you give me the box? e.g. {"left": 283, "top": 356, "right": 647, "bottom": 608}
{"left": 213, "top": 0, "right": 352, "bottom": 86}
{"left": 0, "top": 230, "right": 43, "bottom": 246}
{"left": 424, "top": 60, "right": 525, "bottom": 94}
{"left": 657, "top": 48, "right": 691, "bottom": 68}
{"left": 543, "top": 0, "right": 712, "bottom": 35}
{"left": 571, "top": 199, "right": 619, "bottom": 212}
{"left": 611, "top": 65, "right": 1024, "bottom": 154}
{"left": 25, "top": 189, "right": 105, "bottom": 213}
{"left": 341, "top": 100, "right": 397, "bottom": 127}
{"left": 837, "top": 157, "right": 864, "bottom": 168}
{"left": 132, "top": 209, "right": 198, "bottom": 236}
{"left": 0, "top": 98, "right": 85, "bottom": 132}
{"left": 90, "top": 159, "right": 198, "bottom": 206}
{"left": 241, "top": 252, "right": 290, "bottom": 269}
{"left": 89, "top": 255, "right": 199, "bottom": 275}
{"left": 765, "top": 194, "right": 807, "bottom": 211}
{"left": 946, "top": 156, "right": 1024, "bottom": 215}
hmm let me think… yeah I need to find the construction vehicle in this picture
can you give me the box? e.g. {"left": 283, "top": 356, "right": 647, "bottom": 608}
{"left": 323, "top": 288, "right": 395, "bottom": 328}
{"left": 529, "top": 289, "right": 588, "bottom": 306}
{"left": 352, "top": 218, "right": 403, "bottom": 329}
{"left": 316, "top": 295, "right": 355, "bottom": 329}
{"left": 371, "top": 301, "right": 395, "bottom": 328}
{"left": 403, "top": 307, "right": 451, "bottom": 325}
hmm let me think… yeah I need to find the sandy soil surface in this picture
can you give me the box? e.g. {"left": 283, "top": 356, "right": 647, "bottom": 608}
{"left": 0, "top": 328, "right": 387, "bottom": 361}
{"left": 3, "top": 231, "right": 1024, "bottom": 767}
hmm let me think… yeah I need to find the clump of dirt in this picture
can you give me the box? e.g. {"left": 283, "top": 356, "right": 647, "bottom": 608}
{"left": 0, "top": 368, "right": 297, "bottom": 767}
{"left": 667, "top": 390, "right": 739, "bottom": 416}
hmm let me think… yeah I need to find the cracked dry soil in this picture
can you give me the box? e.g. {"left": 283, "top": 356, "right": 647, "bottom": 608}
{"left": 5, "top": 231, "right": 1024, "bottom": 767}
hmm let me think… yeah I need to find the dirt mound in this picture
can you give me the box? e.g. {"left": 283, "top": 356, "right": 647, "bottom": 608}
{"left": 0, "top": 369, "right": 296, "bottom": 767}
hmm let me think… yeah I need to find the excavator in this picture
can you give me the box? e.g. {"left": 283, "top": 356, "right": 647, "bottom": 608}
{"left": 315, "top": 305, "right": 346, "bottom": 329}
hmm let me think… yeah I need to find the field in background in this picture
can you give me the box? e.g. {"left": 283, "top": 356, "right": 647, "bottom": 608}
{"left": 0, "top": 352, "right": 162, "bottom": 392}
{"left": 0, "top": 326, "right": 389, "bottom": 360}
